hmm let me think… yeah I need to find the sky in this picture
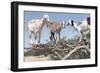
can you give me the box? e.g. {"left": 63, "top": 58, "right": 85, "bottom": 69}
{"left": 24, "top": 11, "right": 90, "bottom": 48}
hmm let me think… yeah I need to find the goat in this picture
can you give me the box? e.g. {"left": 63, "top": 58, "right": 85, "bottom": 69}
{"left": 47, "top": 20, "right": 65, "bottom": 42}
{"left": 67, "top": 17, "right": 90, "bottom": 42}
{"left": 28, "top": 14, "right": 49, "bottom": 46}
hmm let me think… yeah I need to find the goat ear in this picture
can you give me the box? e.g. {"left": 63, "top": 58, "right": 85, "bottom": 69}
{"left": 60, "top": 21, "right": 63, "bottom": 25}
{"left": 67, "top": 23, "right": 70, "bottom": 25}
{"left": 62, "top": 21, "right": 65, "bottom": 24}
{"left": 87, "top": 17, "right": 90, "bottom": 25}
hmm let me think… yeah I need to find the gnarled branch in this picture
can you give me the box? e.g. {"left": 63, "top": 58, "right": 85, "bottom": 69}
{"left": 62, "top": 45, "right": 90, "bottom": 60}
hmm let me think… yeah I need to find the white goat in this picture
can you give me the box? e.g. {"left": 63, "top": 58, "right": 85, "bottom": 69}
{"left": 28, "top": 14, "right": 49, "bottom": 45}
{"left": 67, "top": 17, "right": 90, "bottom": 42}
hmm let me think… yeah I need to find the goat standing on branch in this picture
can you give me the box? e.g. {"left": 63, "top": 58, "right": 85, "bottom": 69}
{"left": 47, "top": 20, "right": 65, "bottom": 42}
{"left": 28, "top": 14, "right": 49, "bottom": 46}
{"left": 67, "top": 17, "right": 90, "bottom": 42}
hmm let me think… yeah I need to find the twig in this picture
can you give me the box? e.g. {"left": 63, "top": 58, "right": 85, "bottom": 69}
{"left": 54, "top": 51, "right": 62, "bottom": 59}
{"left": 65, "top": 43, "right": 74, "bottom": 49}
{"left": 51, "top": 43, "right": 74, "bottom": 52}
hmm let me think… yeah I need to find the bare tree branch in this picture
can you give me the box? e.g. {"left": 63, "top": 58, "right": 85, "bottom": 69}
{"left": 54, "top": 51, "right": 62, "bottom": 59}
{"left": 65, "top": 43, "right": 74, "bottom": 49}
{"left": 62, "top": 45, "right": 90, "bottom": 60}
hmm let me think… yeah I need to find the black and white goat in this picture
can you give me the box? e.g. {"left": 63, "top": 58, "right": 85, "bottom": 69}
{"left": 67, "top": 17, "right": 90, "bottom": 42}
